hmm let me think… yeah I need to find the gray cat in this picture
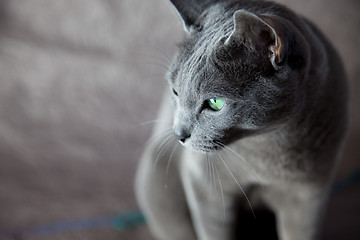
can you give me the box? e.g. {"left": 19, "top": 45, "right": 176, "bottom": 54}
{"left": 135, "top": 0, "right": 348, "bottom": 239}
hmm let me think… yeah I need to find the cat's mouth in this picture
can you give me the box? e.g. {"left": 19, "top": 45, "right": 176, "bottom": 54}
{"left": 196, "top": 145, "right": 220, "bottom": 152}
{"left": 182, "top": 140, "right": 223, "bottom": 153}
{"left": 176, "top": 127, "right": 254, "bottom": 153}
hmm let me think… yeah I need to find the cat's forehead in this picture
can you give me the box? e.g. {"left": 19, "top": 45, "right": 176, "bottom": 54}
{"left": 170, "top": 10, "right": 232, "bottom": 80}
{"left": 168, "top": 53, "right": 237, "bottom": 101}
{"left": 175, "top": 6, "right": 232, "bottom": 51}
{"left": 200, "top": 5, "right": 233, "bottom": 29}
{"left": 167, "top": 5, "right": 273, "bottom": 99}
{"left": 169, "top": 53, "right": 213, "bottom": 92}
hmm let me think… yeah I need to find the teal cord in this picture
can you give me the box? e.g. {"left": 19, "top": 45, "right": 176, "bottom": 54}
{"left": 0, "top": 211, "right": 146, "bottom": 238}
{"left": 0, "top": 167, "right": 359, "bottom": 238}
{"left": 112, "top": 211, "right": 146, "bottom": 231}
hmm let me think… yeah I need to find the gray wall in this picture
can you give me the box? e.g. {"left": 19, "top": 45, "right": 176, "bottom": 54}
{"left": 0, "top": 0, "right": 359, "bottom": 239}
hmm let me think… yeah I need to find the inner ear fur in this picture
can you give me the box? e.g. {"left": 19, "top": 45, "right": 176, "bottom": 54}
{"left": 259, "top": 15, "right": 287, "bottom": 67}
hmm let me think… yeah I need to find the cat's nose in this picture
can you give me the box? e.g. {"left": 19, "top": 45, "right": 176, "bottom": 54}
{"left": 174, "top": 128, "right": 191, "bottom": 143}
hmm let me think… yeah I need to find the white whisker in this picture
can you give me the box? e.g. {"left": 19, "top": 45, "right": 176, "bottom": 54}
{"left": 140, "top": 119, "right": 172, "bottom": 126}
{"left": 200, "top": 153, "right": 210, "bottom": 194}
{"left": 165, "top": 142, "right": 180, "bottom": 188}
{"left": 211, "top": 155, "right": 217, "bottom": 191}
{"left": 207, "top": 153, "right": 213, "bottom": 193}
{"left": 140, "top": 73, "right": 169, "bottom": 82}
{"left": 217, "top": 152, "right": 255, "bottom": 217}
{"left": 216, "top": 142, "right": 263, "bottom": 187}
{"left": 213, "top": 154, "right": 226, "bottom": 221}
{"left": 138, "top": 61, "right": 170, "bottom": 71}
{"left": 132, "top": 47, "right": 171, "bottom": 67}
{"left": 139, "top": 53, "right": 171, "bottom": 66}
{"left": 153, "top": 134, "right": 174, "bottom": 169}
{"left": 146, "top": 129, "right": 172, "bottom": 146}
{"left": 140, "top": 44, "right": 173, "bottom": 64}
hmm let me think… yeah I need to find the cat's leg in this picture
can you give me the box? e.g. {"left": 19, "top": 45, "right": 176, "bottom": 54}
{"left": 262, "top": 183, "right": 329, "bottom": 240}
{"left": 135, "top": 94, "right": 197, "bottom": 240}
{"left": 136, "top": 143, "right": 197, "bottom": 240}
{"left": 180, "top": 152, "right": 240, "bottom": 240}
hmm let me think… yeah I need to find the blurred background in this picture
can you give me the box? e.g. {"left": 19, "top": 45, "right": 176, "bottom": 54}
{"left": 0, "top": 0, "right": 358, "bottom": 239}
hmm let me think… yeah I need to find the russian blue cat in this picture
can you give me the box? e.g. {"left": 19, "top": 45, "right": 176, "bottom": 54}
{"left": 136, "top": 0, "right": 348, "bottom": 239}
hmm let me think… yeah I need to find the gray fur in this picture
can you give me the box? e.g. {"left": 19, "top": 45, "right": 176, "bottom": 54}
{"left": 136, "top": 0, "right": 348, "bottom": 239}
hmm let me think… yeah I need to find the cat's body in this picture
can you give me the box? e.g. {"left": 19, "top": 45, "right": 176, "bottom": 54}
{"left": 136, "top": 0, "right": 348, "bottom": 239}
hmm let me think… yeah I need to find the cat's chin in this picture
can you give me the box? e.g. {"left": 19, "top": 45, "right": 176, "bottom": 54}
{"left": 182, "top": 142, "right": 221, "bottom": 153}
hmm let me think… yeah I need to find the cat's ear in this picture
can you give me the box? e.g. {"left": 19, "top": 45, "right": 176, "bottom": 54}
{"left": 225, "top": 10, "right": 288, "bottom": 69}
{"left": 169, "top": 0, "right": 218, "bottom": 31}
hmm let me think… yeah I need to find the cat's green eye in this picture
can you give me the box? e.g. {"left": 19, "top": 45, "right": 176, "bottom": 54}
{"left": 208, "top": 97, "right": 225, "bottom": 111}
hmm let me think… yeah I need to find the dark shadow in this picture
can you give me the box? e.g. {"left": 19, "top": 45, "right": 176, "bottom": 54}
{"left": 234, "top": 206, "right": 279, "bottom": 240}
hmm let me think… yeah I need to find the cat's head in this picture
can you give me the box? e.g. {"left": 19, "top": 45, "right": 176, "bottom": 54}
{"left": 167, "top": 0, "right": 309, "bottom": 152}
